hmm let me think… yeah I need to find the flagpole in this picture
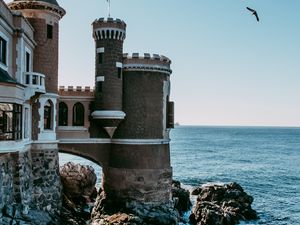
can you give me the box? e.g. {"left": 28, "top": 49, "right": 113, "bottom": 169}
{"left": 107, "top": 0, "right": 111, "bottom": 18}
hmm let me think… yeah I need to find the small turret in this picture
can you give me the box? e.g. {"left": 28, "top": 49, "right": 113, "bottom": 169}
{"left": 90, "top": 18, "right": 126, "bottom": 138}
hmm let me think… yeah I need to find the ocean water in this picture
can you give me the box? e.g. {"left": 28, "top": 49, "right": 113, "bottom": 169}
{"left": 60, "top": 126, "right": 300, "bottom": 225}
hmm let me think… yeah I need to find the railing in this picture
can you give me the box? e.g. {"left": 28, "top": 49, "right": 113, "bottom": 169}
{"left": 23, "top": 72, "right": 46, "bottom": 93}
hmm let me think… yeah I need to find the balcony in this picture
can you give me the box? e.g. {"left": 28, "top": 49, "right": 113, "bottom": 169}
{"left": 23, "top": 72, "right": 46, "bottom": 99}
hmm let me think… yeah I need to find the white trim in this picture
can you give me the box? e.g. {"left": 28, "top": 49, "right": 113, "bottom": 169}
{"left": 58, "top": 126, "right": 88, "bottom": 131}
{"left": 59, "top": 96, "right": 94, "bottom": 101}
{"left": 96, "top": 76, "right": 105, "bottom": 82}
{"left": 96, "top": 47, "right": 105, "bottom": 53}
{"left": 116, "top": 62, "right": 123, "bottom": 68}
{"left": 123, "top": 63, "right": 172, "bottom": 75}
{"left": 0, "top": 18, "right": 14, "bottom": 34}
{"left": 0, "top": 140, "right": 32, "bottom": 153}
{"left": 92, "top": 110, "right": 126, "bottom": 120}
{"left": 112, "top": 139, "right": 170, "bottom": 145}
{"left": 59, "top": 138, "right": 170, "bottom": 145}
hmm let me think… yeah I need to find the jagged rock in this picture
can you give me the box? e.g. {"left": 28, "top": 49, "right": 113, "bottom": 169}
{"left": 172, "top": 180, "right": 192, "bottom": 215}
{"left": 91, "top": 191, "right": 179, "bottom": 225}
{"left": 60, "top": 162, "right": 97, "bottom": 204}
{"left": 60, "top": 162, "right": 98, "bottom": 225}
{"left": 189, "top": 182, "right": 258, "bottom": 225}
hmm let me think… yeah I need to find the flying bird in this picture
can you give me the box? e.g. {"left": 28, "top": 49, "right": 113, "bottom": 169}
{"left": 246, "top": 7, "right": 259, "bottom": 22}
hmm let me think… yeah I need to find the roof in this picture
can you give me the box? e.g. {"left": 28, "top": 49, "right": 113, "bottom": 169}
{"left": 13, "top": 0, "right": 60, "bottom": 7}
{"left": 0, "top": 68, "right": 17, "bottom": 84}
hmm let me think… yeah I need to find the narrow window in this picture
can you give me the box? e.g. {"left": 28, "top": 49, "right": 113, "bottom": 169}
{"left": 118, "top": 67, "right": 122, "bottom": 79}
{"left": 73, "top": 103, "right": 84, "bottom": 126}
{"left": 24, "top": 108, "right": 29, "bottom": 138}
{"left": 47, "top": 24, "right": 53, "bottom": 39}
{"left": 59, "top": 102, "right": 68, "bottom": 126}
{"left": 44, "top": 100, "right": 52, "bottom": 130}
{"left": 0, "top": 37, "right": 7, "bottom": 65}
{"left": 25, "top": 51, "right": 30, "bottom": 72}
{"left": 98, "top": 53, "right": 104, "bottom": 64}
{"left": 97, "top": 81, "right": 103, "bottom": 92}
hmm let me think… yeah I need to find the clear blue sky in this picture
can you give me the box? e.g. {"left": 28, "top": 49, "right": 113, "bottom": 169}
{"left": 6, "top": 0, "right": 300, "bottom": 126}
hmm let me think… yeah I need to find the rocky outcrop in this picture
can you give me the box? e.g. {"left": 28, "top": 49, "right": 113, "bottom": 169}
{"left": 1, "top": 204, "right": 59, "bottom": 225}
{"left": 172, "top": 180, "right": 192, "bottom": 215}
{"left": 91, "top": 191, "right": 179, "bottom": 225}
{"left": 60, "top": 162, "right": 98, "bottom": 204}
{"left": 59, "top": 162, "right": 98, "bottom": 225}
{"left": 189, "top": 182, "right": 258, "bottom": 225}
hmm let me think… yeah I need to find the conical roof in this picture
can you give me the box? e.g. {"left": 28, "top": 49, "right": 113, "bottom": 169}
{"left": 13, "top": 0, "right": 60, "bottom": 7}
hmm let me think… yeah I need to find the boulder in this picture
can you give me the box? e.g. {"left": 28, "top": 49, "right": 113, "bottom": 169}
{"left": 189, "top": 182, "right": 258, "bottom": 225}
{"left": 172, "top": 180, "right": 192, "bottom": 215}
{"left": 91, "top": 191, "right": 179, "bottom": 225}
{"left": 60, "top": 162, "right": 97, "bottom": 204}
{"left": 60, "top": 162, "right": 98, "bottom": 225}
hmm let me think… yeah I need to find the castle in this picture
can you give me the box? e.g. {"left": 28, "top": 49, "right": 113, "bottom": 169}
{"left": 0, "top": 0, "right": 174, "bottom": 220}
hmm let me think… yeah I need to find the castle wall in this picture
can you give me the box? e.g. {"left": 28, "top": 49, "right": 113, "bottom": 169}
{"left": 0, "top": 153, "right": 14, "bottom": 222}
{"left": 28, "top": 17, "right": 59, "bottom": 94}
{"left": 30, "top": 147, "right": 62, "bottom": 213}
{"left": 115, "top": 71, "right": 167, "bottom": 139}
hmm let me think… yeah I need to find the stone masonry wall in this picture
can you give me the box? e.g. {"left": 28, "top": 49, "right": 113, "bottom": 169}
{"left": 31, "top": 148, "right": 62, "bottom": 213}
{"left": 0, "top": 153, "right": 14, "bottom": 223}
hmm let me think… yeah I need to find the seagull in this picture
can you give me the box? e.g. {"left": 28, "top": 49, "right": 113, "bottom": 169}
{"left": 246, "top": 7, "right": 259, "bottom": 22}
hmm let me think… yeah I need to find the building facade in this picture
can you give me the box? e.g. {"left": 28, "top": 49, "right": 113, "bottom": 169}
{"left": 0, "top": 0, "right": 174, "bottom": 218}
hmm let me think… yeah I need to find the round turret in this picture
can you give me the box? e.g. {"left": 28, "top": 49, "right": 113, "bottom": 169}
{"left": 114, "top": 52, "right": 173, "bottom": 140}
{"left": 9, "top": 0, "right": 65, "bottom": 18}
{"left": 8, "top": 0, "right": 65, "bottom": 94}
{"left": 90, "top": 18, "right": 127, "bottom": 138}
{"left": 123, "top": 53, "right": 172, "bottom": 75}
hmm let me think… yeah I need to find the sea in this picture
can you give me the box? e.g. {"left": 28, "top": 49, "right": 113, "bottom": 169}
{"left": 60, "top": 126, "right": 300, "bottom": 225}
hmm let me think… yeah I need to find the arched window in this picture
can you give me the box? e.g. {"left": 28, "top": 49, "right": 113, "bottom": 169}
{"left": 73, "top": 103, "right": 84, "bottom": 126}
{"left": 59, "top": 102, "right": 68, "bottom": 126}
{"left": 44, "top": 100, "right": 53, "bottom": 130}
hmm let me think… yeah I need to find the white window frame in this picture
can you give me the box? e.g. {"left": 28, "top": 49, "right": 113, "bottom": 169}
{"left": 0, "top": 31, "right": 9, "bottom": 71}
{"left": 24, "top": 46, "right": 32, "bottom": 73}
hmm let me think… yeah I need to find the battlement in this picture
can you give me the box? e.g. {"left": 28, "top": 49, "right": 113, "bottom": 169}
{"left": 92, "top": 17, "right": 126, "bottom": 41}
{"left": 58, "top": 86, "right": 94, "bottom": 92}
{"left": 123, "top": 53, "right": 172, "bottom": 75}
{"left": 8, "top": 0, "right": 66, "bottom": 18}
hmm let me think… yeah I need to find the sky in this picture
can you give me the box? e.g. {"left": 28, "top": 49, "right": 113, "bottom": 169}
{"left": 5, "top": 0, "right": 300, "bottom": 126}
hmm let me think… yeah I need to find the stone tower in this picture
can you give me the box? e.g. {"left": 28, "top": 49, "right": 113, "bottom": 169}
{"left": 9, "top": 0, "right": 65, "bottom": 94}
{"left": 8, "top": 0, "right": 66, "bottom": 213}
{"left": 110, "top": 53, "right": 174, "bottom": 205}
{"left": 9, "top": 0, "right": 65, "bottom": 141}
{"left": 91, "top": 18, "right": 127, "bottom": 138}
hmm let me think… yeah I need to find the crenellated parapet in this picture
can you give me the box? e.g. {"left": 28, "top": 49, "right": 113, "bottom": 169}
{"left": 58, "top": 86, "right": 94, "bottom": 97}
{"left": 8, "top": 0, "right": 66, "bottom": 18}
{"left": 123, "top": 53, "right": 172, "bottom": 75}
{"left": 92, "top": 18, "right": 126, "bottom": 41}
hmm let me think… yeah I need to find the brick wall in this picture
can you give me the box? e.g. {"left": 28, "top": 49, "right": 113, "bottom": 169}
{"left": 115, "top": 71, "right": 168, "bottom": 139}
{"left": 28, "top": 18, "right": 59, "bottom": 94}
{"left": 94, "top": 39, "right": 123, "bottom": 110}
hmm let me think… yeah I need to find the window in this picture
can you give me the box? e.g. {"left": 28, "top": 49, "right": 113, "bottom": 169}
{"left": 97, "top": 81, "right": 103, "bottom": 93}
{"left": 24, "top": 108, "right": 29, "bottom": 139}
{"left": 0, "top": 37, "right": 7, "bottom": 65}
{"left": 118, "top": 67, "right": 122, "bottom": 79}
{"left": 0, "top": 103, "right": 22, "bottom": 141}
{"left": 73, "top": 103, "right": 84, "bottom": 126}
{"left": 44, "top": 100, "right": 53, "bottom": 130}
{"left": 59, "top": 102, "right": 68, "bottom": 126}
{"left": 25, "top": 51, "right": 30, "bottom": 72}
{"left": 98, "top": 53, "right": 104, "bottom": 64}
{"left": 47, "top": 24, "right": 53, "bottom": 39}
